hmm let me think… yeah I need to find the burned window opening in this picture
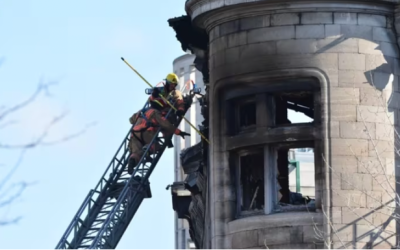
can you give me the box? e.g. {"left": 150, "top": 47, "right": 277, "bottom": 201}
{"left": 276, "top": 147, "right": 315, "bottom": 212}
{"left": 274, "top": 91, "right": 314, "bottom": 126}
{"left": 239, "top": 152, "right": 264, "bottom": 215}
{"left": 239, "top": 102, "right": 256, "bottom": 130}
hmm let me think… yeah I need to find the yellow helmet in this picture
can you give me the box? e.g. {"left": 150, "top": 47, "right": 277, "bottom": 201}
{"left": 166, "top": 73, "right": 179, "bottom": 85}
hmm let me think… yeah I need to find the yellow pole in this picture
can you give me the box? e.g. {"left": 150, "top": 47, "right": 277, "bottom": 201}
{"left": 121, "top": 57, "right": 210, "bottom": 144}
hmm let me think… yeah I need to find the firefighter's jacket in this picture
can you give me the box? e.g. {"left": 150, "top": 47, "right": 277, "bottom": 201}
{"left": 129, "top": 108, "right": 181, "bottom": 135}
{"left": 128, "top": 108, "right": 181, "bottom": 162}
{"left": 148, "top": 86, "right": 184, "bottom": 114}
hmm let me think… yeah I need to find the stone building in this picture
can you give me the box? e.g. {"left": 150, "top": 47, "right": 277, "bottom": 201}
{"left": 168, "top": 0, "right": 400, "bottom": 248}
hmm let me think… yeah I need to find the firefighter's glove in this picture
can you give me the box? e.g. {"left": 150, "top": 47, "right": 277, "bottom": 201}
{"left": 178, "top": 131, "right": 190, "bottom": 139}
{"left": 175, "top": 109, "right": 185, "bottom": 117}
{"left": 152, "top": 87, "right": 160, "bottom": 98}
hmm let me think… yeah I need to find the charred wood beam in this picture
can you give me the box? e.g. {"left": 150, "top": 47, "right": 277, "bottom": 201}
{"left": 225, "top": 125, "right": 319, "bottom": 151}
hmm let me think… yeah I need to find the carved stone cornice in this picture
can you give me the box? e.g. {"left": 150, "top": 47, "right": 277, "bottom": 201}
{"left": 185, "top": 0, "right": 397, "bottom": 32}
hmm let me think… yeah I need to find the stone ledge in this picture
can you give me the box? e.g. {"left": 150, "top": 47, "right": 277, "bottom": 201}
{"left": 185, "top": 0, "right": 397, "bottom": 27}
{"left": 227, "top": 212, "right": 323, "bottom": 234}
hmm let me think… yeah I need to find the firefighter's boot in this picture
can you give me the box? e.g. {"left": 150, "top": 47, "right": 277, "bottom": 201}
{"left": 128, "top": 157, "right": 137, "bottom": 175}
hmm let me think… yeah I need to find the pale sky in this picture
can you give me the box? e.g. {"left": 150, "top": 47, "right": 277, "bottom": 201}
{"left": 0, "top": 1, "right": 312, "bottom": 249}
{"left": 0, "top": 0, "right": 187, "bottom": 248}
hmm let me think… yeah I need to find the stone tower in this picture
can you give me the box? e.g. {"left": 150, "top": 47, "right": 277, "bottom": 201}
{"left": 169, "top": 0, "right": 400, "bottom": 248}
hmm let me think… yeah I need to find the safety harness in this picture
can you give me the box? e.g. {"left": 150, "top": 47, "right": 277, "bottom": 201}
{"left": 131, "top": 87, "right": 175, "bottom": 146}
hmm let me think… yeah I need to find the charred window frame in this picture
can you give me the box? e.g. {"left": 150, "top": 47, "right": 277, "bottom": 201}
{"left": 226, "top": 95, "right": 257, "bottom": 135}
{"left": 224, "top": 78, "right": 321, "bottom": 219}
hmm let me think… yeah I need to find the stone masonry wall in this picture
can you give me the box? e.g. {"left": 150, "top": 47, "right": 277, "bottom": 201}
{"left": 208, "top": 11, "right": 399, "bottom": 249}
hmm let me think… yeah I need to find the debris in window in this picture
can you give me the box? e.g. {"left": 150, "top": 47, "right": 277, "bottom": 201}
{"left": 240, "top": 152, "right": 264, "bottom": 213}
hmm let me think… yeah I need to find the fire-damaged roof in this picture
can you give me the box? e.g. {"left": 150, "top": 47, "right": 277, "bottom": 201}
{"left": 167, "top": 15, "right": 208, "bottom": 53}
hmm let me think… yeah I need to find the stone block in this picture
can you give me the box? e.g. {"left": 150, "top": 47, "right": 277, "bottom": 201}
{"left": 359, "top": 39, "right": 383, "bottom": 55}
{"left": 258, "top": 227, "right": 291, "bottom": 246}
{"left": 325, "top": 68, "right": 339, "bottom": 86}
{"left": 338, "top": 70, "right": 370, "bottom": 88}
{"left": 330, "top": 138, "right": 369, "bottom": 156}
{"left": 339, "top": 121, "right": 375, "bottom": 140}
{"left": 301, "top": 12, "right": 333, "bottom": 24}
{"left": 360, "top": 87, "right": 386, "bottom": 106}
{"left": 212, "top": 52, "right": 225, "bottom": 68}
{"left": 341, "top": 25, "right": 373, "bottom": 40}
{"left": 247, "top": 26, "right": 295, "bottom": 43}
{"left": 225, "top": 47, "right": 240, "bottom": 63}
{"left": 331, "top": 190, "right": 367, "bottom": 207}
{"left": 368, "top": 140, "right": 394, "bottom": 158}
{"left": 330, "top": 156, "right": 358, "bottom": 173}
{"left": 341, "top": 207, "right": 373, "bottom": 225}
{"left": 316, "top": 38, "right": 358, "bottom": 53}
{"left": 226, "top": 32, "right": 247, "bottom": 48}
{"left": 329, "top": 87, "right": 360, "bottom": 105}
{"left": 357, "top": 157, "right": 387, "bottom": 175}
{"left": 376, "top": 123, "right": 394, "bottom": 142}
{"left": 341, "top": 173, "right": 372, "bottom": 191}
{"left": 358, "top": 14, "right": 387, "bottom": 28}
{"left": 365, "top": 54, "right": 393, "bottom": 74}
{"left": 380, "top": 41, "right": 399, "bottom": 58}
{"left": 271, "top": 13, "right": 299, "bottom": 26}
{"left": 239, "top": 42, "right": 276, "bottom": 59}
{"left": 325, "top": 24, "right": 341, "bottom": 38}
{"left": 296, "top": 25, "right": 325, "bottom": 39}
{"left": 220, "top": 20, "right": 240, "bottom": 36}
{"left": 334, "top": 12, "right": 357, "bottom": 25}
{"left": 240, "top": 15, "right": 270, "bottom": 31}
{"left": 373, "top": 27, "right": 396, "bottom": 43}
{"left": 210, "top": 36, "right": 227, "bottom": 55}
{"left": 276, "top": 39, "right": 316, "bottom": 54}
{"left": 339, "top": 54, "right": 365, "bottom": 71}
{"left": 357, "top": 105, "right": 394, "bottom": 124}
{"left": 331, "top": 172, "right": 342, "bottom": 190}
{"left": 231, "top": 230, "right": 259, "bottom": 249}
{"left": 381, "top": 192, "right": 396, "bottom": 208}
{"left": 330, "top": 104, "right": 357, "bottom": 121}
{"left": 330, "top": 120, "right": 340, "bottom": 138}
{"left": 366, "top": 191, "right": 383, "bottom": 209}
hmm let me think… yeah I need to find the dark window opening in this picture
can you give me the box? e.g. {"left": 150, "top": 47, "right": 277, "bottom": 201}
{"left": 274, "top": 91, "right": 314, "bottom": 126}
{"left": 240, "top": 152, "right": 264, "bottom": 215}
{"left": 239, "top": 102, "right": 256, "bottom": 129}
{"left": 276, "top": 147, "right": 315, "bottom": 212}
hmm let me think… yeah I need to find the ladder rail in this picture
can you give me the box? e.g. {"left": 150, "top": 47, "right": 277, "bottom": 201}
{"left": 56, "top": 92, "right": 194, "bottom": 249}
{"left": 88, "top": 103, "right": 181, "bottom": 248}
{"left": 55, "top": 102, "right": 150, "bottom": 249}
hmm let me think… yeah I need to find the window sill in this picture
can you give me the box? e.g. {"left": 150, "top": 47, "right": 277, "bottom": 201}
{"left": 228, "top": 211, "right": 323, "bottom": 235}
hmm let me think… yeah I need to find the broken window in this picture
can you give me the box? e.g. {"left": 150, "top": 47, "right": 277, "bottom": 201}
{"left": 274, "top": 91, "right": 314, "bottom": 125}
{"left": 276, "top": 147, "right": 315, "bottom": 212}
{"left": 238, "top": 151, "right": 265, "bottom": 215}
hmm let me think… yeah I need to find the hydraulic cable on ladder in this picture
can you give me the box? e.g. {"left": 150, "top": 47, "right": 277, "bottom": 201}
{"left": 55, "top": 92, "right": 196, "bottom": 249}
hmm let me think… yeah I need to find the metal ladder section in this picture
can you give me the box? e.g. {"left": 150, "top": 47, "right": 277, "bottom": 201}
{"left": 55, "top": 94, "right": 194, "bottom": 249}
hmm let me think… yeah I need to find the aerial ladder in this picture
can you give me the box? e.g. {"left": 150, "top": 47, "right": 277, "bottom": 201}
{"left": 55, "top": 84, "right": 202, "bottom": 249}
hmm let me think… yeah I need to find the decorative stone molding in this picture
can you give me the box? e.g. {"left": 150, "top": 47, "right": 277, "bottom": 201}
{"left": 186, "top": 0, "right": 397, "bottom": 31}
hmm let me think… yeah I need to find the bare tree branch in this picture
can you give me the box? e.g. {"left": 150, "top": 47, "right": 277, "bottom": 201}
{"left": 0, "top": 79, "right": 58, "bottom": 122}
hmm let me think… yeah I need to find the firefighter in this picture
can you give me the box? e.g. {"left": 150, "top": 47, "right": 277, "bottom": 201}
{"left": 127, "top": 98, "right": 190, "bottom": 175}
{"left": 149, "top": 73, "right": 185, "bottom": 148}
{"left": 149, "top": 73, "right": 185, "bottom": 117}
